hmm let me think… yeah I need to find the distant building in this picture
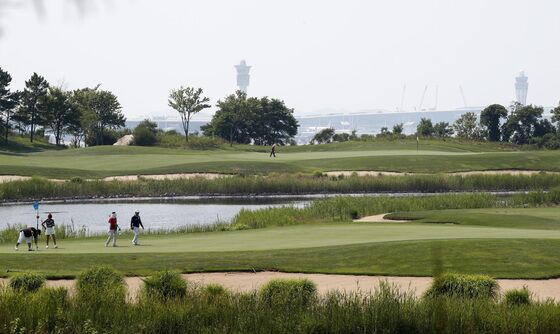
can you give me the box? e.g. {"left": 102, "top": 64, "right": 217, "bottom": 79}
{"left": 235, "top": 60, "right": 251, "bottom": 93}
{"left": 515, "top": 71, "right": 529, "bottom": 105}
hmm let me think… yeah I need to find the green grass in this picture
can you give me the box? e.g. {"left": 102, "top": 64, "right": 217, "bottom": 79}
{"left": 0, "top": 140, "right": 558, "bottom": 178}
{"left": 386, "top": 207, "right": 560, "bottom": 230}
{"left": 3, "top": 217, "right": 560, "bottom": 278}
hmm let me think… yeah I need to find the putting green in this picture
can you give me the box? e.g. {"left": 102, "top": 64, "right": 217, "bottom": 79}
{"left": 3, "top": 222, "right": 560, "bottom": 254}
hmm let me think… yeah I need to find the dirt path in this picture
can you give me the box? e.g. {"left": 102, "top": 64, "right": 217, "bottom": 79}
{"left": 325, "top": 170, "right": 556, "bottom": 177}
{"left": 2, "top": 272, "right": 560, "bottom": 301}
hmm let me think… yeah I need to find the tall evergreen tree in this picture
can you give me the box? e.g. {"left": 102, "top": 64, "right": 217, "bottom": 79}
{"left": 0, "top": 67, "right": 20, "bottom": 144}
{"left": 21, "top": 73, "right": 49, "bottom": 142}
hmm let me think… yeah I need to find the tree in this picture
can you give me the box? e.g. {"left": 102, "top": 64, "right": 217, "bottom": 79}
{"left": 168, "top": 87, "right": 210, "bottom": 142}
{"left": 433, "top": 121, "right": 454, "bottom": 138}
{"left": 416, "top": 118, "right": 434, "bottom": 137}
{"left": 311, "top": 128, "right": 335, "bottom": 144}
{"left": 70, "top": 87, "right": 97, "bottom": 147}
{"left": 251, "top": 97, "right": 298, "bottom": 145}
{"left": 43, "top": 87, "right": 80, "bottom": 145}
{"left": 0, "top": 67, "right": 19, "bottom": 145}
{"left": 480, "top": 104, "right": 508, "bottom": 141}
{"left": 502, "top": 105, "right": 549, "bottom": 144}
{"left": 133, "top": 119, "right": 158, "bottom": 146}
{"left": 202, "top": 91, "right": 256, "bottom": 145}
{"left": 453, "top": 112, "right": 483, "bottom": 140}
{"left": 21, "top": 73, "right": 49, "bottom": 142}
{"left": 392, "top": 123, "right": 404, "bottom": 135}
{"left": 551, "top": 101, "right": 560, "bottom": 125}
{"left": 91, "top": 90, "right": 126, "bottom": 145}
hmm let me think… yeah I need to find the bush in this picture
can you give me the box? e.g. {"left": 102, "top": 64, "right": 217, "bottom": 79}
{"left": 70, "top": 176, "right": 83, "bottom": 183}
{"left": 424, "top": 273, "right": 499, "bottom": 299}
{"left": 259, "top": 279, "right": 317, "bottom": 307}
{"left": 202, "top": 284, "right": 229, "bottom": 303}
{"left": 133, "top": 119, "right": 158, "bottom": 146}
{"left": 76, "top": 266, "right": 125, "bottom": 304}
{"left": 142, "top": 270, "right": 187, "bottom": 301}
{"left": 504, "top": 287, "right": 532, "bottom": 306}
{"left": 9, "top": 273, "right": 45, "bottom": 292}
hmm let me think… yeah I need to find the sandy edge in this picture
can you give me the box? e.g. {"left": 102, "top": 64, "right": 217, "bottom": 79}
{"left": 0, "top": 170, "right": 555, "bottom": 184}
{"left": 353, "top": 213, "right": 412, "bottom": 223}
{"left": 1, "top": 272, "right": 559, "bottom": 301}
{"left": 325, "top": 170, "right": 556, "bottom": 177}
{"left": 0, "top": 173, "right": 231, "bottom": 184}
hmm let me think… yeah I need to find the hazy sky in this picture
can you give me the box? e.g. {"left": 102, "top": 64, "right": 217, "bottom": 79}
{"left": 0, "top": 0, "right": 559, "bottom": 119}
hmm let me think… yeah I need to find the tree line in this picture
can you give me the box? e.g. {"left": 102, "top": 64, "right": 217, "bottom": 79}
{"left": 415, "top": 102, "right": 560, "bottom": 148}
{"left": 309, "top": 102, "right": 560, "bottom": 148}
{"left": 0, "top": 67, "right": 126, "bottom": 146}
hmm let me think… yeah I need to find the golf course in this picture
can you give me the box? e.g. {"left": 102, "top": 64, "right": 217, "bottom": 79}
{"left": 4, "top": 138, "right": 560, "bottom": 333}
{"left": 1, "top": 139, "right": 560, "bottom": 178}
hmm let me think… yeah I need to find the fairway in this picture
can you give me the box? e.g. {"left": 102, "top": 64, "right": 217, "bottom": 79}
{"left": 3, "top": 222, "right": 560, "bottom": 254}
{"left": 1, "top": 141, "right": 558, "bottom": 178}
{"left": 3, "top": 209, "right": 560, "bottom": 279}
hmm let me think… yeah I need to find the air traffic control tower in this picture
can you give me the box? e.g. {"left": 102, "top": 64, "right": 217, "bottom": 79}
{"left": 515, "top": 71, "right": 529, "bottom": 105}
{"left": 235, "top": 60, "right": 251, "bottom": 93}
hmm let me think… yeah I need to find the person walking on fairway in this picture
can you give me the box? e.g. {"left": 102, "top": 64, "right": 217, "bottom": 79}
{"left": 105, "top": 212, "right": 119, "bottom": 247}
{"left": 15, "top": 227, "right": 41, "bottom": 251}
{"left": 270, "top": 143, "right": 277, "bottom": 158}
{"left": 130, "top": 210, "right": 144, "bottom": 246}
{"left": 41, "top": 213, "right": 58, "bottom": 249}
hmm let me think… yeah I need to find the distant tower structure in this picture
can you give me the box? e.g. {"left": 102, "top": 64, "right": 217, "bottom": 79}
{"left": 515, "top": 71, "right": 529, "bottom": 105}
{"left": 235, "top": 60, "right": 251, "bottom": 93}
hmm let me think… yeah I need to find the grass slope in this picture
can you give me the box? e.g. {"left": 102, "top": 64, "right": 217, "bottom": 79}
{"left": 0, "top": 141, "right": 558, "bottom": 178}
{"left": 1, "top": 239, "right": 559, "bottom": 279}
{"left": 387, "top": 207, "right": 560, "bottom": 230}
{"left": 2, "top": 214, "right": 560, "bottom": 278}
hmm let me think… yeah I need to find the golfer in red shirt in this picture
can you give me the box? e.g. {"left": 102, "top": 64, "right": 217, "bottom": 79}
{"left": 105, "top": 212, "right": 119, "bottom": 247}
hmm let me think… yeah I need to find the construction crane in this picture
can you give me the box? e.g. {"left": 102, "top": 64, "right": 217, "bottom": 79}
{"left": 399, "top": 84, "right": 406, "bottom": 112}
{"left": 430, "top": 85, "right": 439, "bottom": 111}
{"left": 459, "top": 85, "right": 468, "bottom": 107}
{"left": 418, "top": 85, "right": 428, "bottom": 111}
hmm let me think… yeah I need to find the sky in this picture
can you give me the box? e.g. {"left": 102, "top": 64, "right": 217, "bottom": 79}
{"left": 0, "top": 0, "right": 559, "bottom": 120}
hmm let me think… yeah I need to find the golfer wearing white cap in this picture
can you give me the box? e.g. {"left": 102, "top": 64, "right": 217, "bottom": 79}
{"left": 130, "top": 210, "right": 144, "bottom": 246}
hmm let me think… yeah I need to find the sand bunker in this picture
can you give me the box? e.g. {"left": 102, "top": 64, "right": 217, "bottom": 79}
{"left": 2, "top": 272, "right": 559, "bottom": 301}
{"left": 102, "top": 173, "right": 231, "bottom": 182}
{"left": 325, "top": 170, "right": 555, "bottom": 177}
{"left": 353, "top": 213, "right": 412, "bottom": 223}
{"left": 0, "top": 175, "right": 31, "bottom": 183}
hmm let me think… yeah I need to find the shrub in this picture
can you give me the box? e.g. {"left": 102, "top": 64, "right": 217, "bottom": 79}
{"left": 202, "top": 284, "right": 229, "bottom": 303}
{"left": 142, "top": 270, "right": 187, "bottom": 301}
{"left": 504, "top": 287, "right": 532, "bottom": 306}
{"left": 76, "top": 266, "right": 125, "bottom": 305}
{"left": 9, "top": 273, "right": 45, "bottom": 292}
{"left": 259, "top": 278, "right": 317, "bottom": 307}
{"left": 133, "top": 119, "right": 158, "bottom": 146}
{"left": 424, "top": 273, "right": 499, "bottom": 299}
{"left": 70, "top": 176, "right": 83, "bottom": 183}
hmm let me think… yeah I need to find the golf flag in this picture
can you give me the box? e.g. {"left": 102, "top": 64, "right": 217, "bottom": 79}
{"left": 33, "top": 201, "right": 40, "bottom": 230}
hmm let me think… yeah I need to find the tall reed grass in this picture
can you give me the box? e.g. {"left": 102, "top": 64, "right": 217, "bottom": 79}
{"left": 2, "top": 172, "right": 560, "bottom": 200}
{"left": 232, "top": 189, "right": 560, "bottom": 228}
{"left": 1, "top": 270, "right": 560, "bottom": 333}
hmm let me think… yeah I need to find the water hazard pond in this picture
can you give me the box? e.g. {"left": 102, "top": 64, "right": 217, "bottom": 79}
{"left": 0, "top": 198, "right": 309, "bottom": 233}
